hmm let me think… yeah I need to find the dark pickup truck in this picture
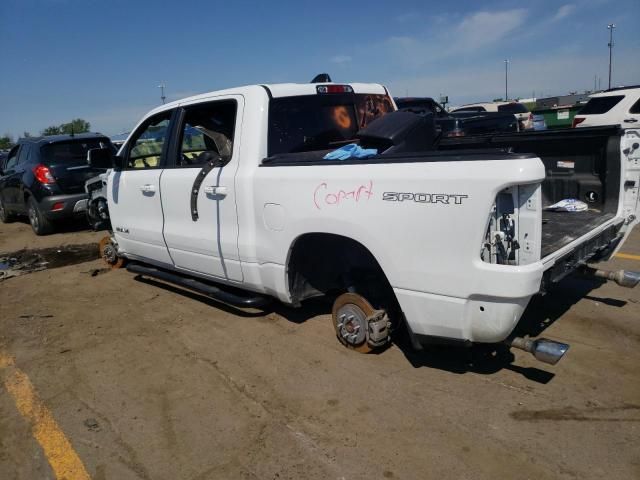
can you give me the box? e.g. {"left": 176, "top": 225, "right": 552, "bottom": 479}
{"left": 395, "top": 97, "right": 519, "bottom": 137}
{"left": 0, "top": 133, "right": 115, "bottom": 234}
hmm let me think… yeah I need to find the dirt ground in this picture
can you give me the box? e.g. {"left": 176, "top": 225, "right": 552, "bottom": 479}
{"left": 1, "top": 218, "right": 639, "bottom": 480}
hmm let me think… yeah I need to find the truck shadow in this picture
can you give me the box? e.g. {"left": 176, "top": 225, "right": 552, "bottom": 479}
{"left": 134, "top": 273, "right": 628, "bottom": 385}
{"left": 395, "top": 274, "right": 627, "bottom": 383}
{"left": 395, "top": 336, "right": 556, "bottom": 384}
{"left": 513, "top": 275, "right": 625, "bottom": 338}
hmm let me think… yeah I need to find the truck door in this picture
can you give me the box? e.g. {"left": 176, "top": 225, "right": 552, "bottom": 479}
{"left": 160, "top": 97, "right": 243, "bottom": 282}
{"left": 107, "top": 111, "right": 173, "bottom": 265}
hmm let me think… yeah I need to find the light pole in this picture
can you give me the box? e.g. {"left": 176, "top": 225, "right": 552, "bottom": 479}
{"left": 158, "top": 82, "right": 166, "bottom": 104}
{"left": 504, "top": 59, "right": 509, "bottom": 101}
{"left": 607, "top": 24, "right": 615, "bottom": 89}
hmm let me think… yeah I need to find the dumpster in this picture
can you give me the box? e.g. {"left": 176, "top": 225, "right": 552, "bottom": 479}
{"left": 533, "top": 105, "right": 583, "bottom": 129}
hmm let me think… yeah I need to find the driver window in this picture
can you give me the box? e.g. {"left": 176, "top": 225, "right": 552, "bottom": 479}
{"left": 127, "top": 111, "right": 172, "bottom": 169}
{"left": 177, "top": 100, "right": 237, "bottom": 167}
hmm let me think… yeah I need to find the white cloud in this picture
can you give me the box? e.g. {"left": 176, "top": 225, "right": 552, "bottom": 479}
{"left": 454, "top": 9, "right": 528, "bottom": 50}
{"left": 372, "top": 9, "right": 528, "bottom": 69}
{"left": 330, "top": 55, "right": 352, "bottom": 64}
{"left": 551, "top": 4, "right": 576, "bottom": 22}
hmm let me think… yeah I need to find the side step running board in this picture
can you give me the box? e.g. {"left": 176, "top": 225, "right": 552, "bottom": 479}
{"left": 127, "top": 263, "right": 271, "bottom": 309}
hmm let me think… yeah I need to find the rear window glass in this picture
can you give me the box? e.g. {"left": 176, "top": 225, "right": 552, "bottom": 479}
{"left": 395, "top": 99, "right": 444, "bottom": 115}
{"left": 268, "top": 93, "right": 394, "bottom": 156}
{"left": 578, "top": 95, "right": 624, "bottom": 115}
{"left": 41, "top": 139, "right": 113, "bottom": 164}
{"left": 453, "top": 106, "right": 485, "bottom": 112}
{"left": 497, "top": 103, "right": 529, "bottom": 113}
{"left": 630, "top": 98, "right": 640, "bottom": 114}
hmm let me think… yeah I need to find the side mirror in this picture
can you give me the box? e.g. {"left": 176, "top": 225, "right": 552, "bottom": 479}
{"left": 87, "top": 148, "right": 125, "bottom": 171}
{"left": 113, "top": 155, "right": 125, "bottom": 170}
{"left": 87, "top": 148, "right": 114, "bottom": 169}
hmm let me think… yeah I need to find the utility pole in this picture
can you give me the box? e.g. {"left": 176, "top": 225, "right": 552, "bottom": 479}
{"left": 504, "top": 59, "right": 509, "bottom": 101}
{"left": 158, "top": 82, "right": 166, "bottom": 104}
{"left": 607, "top": 23, "right": 615, "bottom": 89}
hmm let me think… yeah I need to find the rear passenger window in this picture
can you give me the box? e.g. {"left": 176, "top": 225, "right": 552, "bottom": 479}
{"left": 578, "top": 95, "right": 624, "bottom": 115}
{"left": 176, "top": 100, "right": 237, "bottom": 167}
{"left": 498, "top": 103, "right": 528, "bottom": 113}
{"left": 126, "top": 112, "right": 172, "bottom": 169}
{"left": 4, "top": 146, "right": 19, "bottom": 170}
{"left": 16, "top": 145, "right": 30, "bottom": 165}
{"left": 630, "top": 98, "right": 640, "bottom": 114}
{"left": 454, "top": 106, "right": 485, "bottom": 113}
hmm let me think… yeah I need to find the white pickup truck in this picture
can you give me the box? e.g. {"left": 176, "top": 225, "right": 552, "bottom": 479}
{"left": 88, "top": 81, "right": 640, "bottom": 365}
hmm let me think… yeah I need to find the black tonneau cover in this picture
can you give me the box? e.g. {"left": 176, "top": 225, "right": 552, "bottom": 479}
{"left": 261, "top": 149, "right": 536, "bottom": 167}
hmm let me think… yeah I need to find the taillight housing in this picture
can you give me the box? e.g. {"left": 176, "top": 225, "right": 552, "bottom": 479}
{"left": 32, "top": 164, "right": 56, "bottom": 184}
{"left": 481, "top": 184, "right": 541, "bottom": 266}
{"left": 572, "top": 117, "right": 586, "bottom": 128}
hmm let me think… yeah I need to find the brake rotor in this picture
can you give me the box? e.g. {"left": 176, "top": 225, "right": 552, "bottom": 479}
{"left": 332, "top": 293, "right": 377, "bottom": 353}
{"left": 99, "top": 235, "right": 125, "bottom": 269}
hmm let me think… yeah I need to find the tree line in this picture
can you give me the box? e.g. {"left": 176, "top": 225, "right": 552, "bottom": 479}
{"left": 0, "top": 118, "right": 91, "bottom": 149}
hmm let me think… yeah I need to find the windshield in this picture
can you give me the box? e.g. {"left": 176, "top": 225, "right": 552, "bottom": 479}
{"left": 268, "top": 93, "right": 394, "bottom": 156}
{"left": 41, "top": 138, "right": 114, "bottom": 164}
{"left": 497, "top": 103, "right": 529, "bottom": 113}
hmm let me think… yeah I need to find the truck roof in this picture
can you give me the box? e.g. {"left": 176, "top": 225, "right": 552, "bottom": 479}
{"left": 145, "top": 82, "right": 388, "bottom": 118}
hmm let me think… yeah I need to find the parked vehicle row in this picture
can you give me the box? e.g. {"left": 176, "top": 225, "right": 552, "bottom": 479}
{"left": 451, "top": 101, "right": 534, "bottom": 130}
{"left": 0, "top": 133, "right": 115, "bottom": 234}
{"left": 1, "top": 77, "right": 639, "bottom": 367}
{"left": 394, "top": 97, "right": 520, "bottom": 137}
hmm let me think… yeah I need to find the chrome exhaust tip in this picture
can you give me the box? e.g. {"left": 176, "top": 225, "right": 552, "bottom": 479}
{"left": 509, "top": 337, "right": 570, "bottom": 365}
{"left": 584, "top": 267, "right": 640, "bottom": 288}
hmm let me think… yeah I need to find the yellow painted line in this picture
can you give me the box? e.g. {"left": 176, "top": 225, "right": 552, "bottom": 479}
{"left": 0, "top": 352, "right": 91, "bottom": 480}
{"left": 615, "top": 252, "right": 640, "bottom": 261}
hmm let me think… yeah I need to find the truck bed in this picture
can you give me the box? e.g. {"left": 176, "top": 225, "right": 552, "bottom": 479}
{"left": 541, "top": 210, "right": 615, "bottom": 257}
{"left": 439, "top": 126, "right": 622, "bottom": 259}
{"left": 263, "top": 124, "right": 623, "bottom": 261}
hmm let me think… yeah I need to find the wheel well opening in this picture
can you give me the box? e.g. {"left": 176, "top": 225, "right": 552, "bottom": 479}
{"left": 287, "top": 233, "right": 395, "bottom": 308}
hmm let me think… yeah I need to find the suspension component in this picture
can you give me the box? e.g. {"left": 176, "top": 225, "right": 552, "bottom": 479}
{"left": 332, "top": 293, "right": 391, "bottom": 353}
{"left": 99, "top": 235, "right": 125, "bottom": 269}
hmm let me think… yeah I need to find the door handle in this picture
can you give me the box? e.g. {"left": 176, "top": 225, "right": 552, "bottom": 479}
{"left": 623, "top": 118, "right": 638, "bottom": 123}
{"left": 140, "top": 184, "right": 156, "bottom": 193}
{"left": 203, "top": 185, "right": 227, "bottom": 196}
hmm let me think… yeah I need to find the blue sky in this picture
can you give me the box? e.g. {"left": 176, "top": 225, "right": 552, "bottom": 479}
{"left": 1, "top": 0, "right": 638, "bottom": 138}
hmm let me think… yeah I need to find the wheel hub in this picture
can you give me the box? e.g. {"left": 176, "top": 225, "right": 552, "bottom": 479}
{"left": 335, "top": 304, "right": 368, "bottom": 347}
{"left": 99, "top": 236, "right": 125, "bottom": 268}
{"left": 332, "top": 292, "right": 390, "bottom": 353}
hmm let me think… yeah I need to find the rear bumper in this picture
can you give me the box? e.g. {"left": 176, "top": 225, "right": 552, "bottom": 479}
{"left": 396, "top": 286, "right": 537, "bottom": 345}
{"left": 39, "top": 193, "right": 88, "bottom": 219}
